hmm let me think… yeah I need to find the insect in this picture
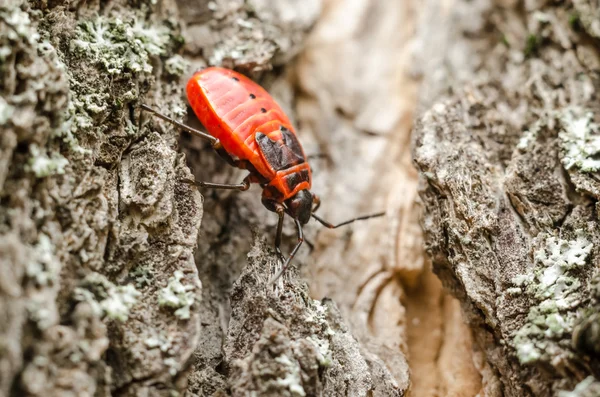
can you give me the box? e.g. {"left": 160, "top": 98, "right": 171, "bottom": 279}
{"left": 141, "top": 67, "right": 384, "bottom": 282}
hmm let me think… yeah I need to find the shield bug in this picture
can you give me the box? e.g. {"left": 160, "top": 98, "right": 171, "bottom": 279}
{"left": 141, "top": 67, "right": 384, "bottom": 282}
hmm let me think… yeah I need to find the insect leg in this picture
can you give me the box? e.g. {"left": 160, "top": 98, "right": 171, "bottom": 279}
{"left": 270, "top": 219, "right": 304, "bottom": 284}
{"left": 274, "top": 205, "right": 285, "bottom": 261}
{"left": 311, "top": 211, "right": 386, "bottom": 229}
{"left": 140, "top": 104, "right": 223, "bottom": 150}
{"left": 181, "top": 175, "right": 250, "bottom": 191}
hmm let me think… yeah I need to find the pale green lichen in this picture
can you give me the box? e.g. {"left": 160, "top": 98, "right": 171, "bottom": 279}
{"left": 163, "top": 357, "right": 179, "bottom": 376}
{"left": 158, "top": 270, "right": 195, "bottom": 320}
{"left": 144, "top": 332, "right": 183, "bottom": 377}
{"left": 306, "top": 335, "right": 332, "bottom": 367}
{"left": 558, "top": 376, "right": 600, "bottom": 397}
{"left": 36, "top": 41, "right": 89, "bottom": 155}
{"left": 26, "top": 299, "right": 55, "bottom": 330}
{"left": 132, "top": 265, "right": 154, "bottom": 288}
{"left": 532, "top": 231, "right": 592, "bottom": 290}
{"left": 506, "top": 287, "right": 522, "bottom": 295}
{"left": 517, "top": 119, "right": 542, "bottom": 150}
{"left": 0, "top": 96, "right": 14, "bottom": 125}
{"left": 165, "top": 54, "right": 189, "bottom": 76}
{"left": 511, "top": 230, "right": 593, "bottom": 365}
{"left": 56, "top": 95, "right": 95, "bottom": 156}
{"left": 144, "top": 332, "right": 174, "bottom": 353}
{"left": 3, "top": 5, "right": 40, "bottom": 44}
{"left": 74, "top": 273, "right": 140, "bottom": 321}
{"left": 27, "top": 145, "right": 69, "bottom": 177}
{"left": 26, "top": 234, "right": 60, "bottom": 286}
{"left": 304, "top": 300, "right": 334, "bottom": 367}
{"left": 59, "top": 14, "right": 177, "bottom": 158}
{"left": 101, "top": 284, "right": 141, "bottom": 321}
{"left": 559, "top": 108, "right": 600, "bottom": 172}
{"left": 274, "top": 354, "right": 306, "bottom": 396}
{"left": 515, "top": 338, "right": 541, "bottom": 364}
{"left": 71, "top": 16, "right": 171, "bottom": 75}
{"left": 172, "top": 105, "right": 187, "bottom": 118}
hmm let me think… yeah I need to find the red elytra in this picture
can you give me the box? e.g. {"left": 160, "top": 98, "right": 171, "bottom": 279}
{"left": 141, "top": 67, "right": 384, "bottom": 282}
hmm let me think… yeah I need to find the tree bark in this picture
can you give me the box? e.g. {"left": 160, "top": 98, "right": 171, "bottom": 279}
{"left": 1, "top": 0, "right": 412, "bottom": 396}
{"left": 412, "top": 0, "right": 600, "bottom": 395}
{"left": 9, "top": 0, "right": 595, "bottom": 395}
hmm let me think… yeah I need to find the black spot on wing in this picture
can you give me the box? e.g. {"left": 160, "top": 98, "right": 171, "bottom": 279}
{"left": 255, "top": 131, "right": 305, "bottom": 171}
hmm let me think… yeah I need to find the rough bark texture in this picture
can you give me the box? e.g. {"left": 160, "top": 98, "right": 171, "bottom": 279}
{"left": 413, "top": 0, "right": 600, "bottom": 396}
{"left": 14, "top": 0, "right": 592, "bottom": 394}
{"left": 1, "top": 0, "right": 421, "bottom": 396}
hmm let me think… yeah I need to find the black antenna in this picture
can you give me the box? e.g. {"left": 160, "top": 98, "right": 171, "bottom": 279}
{"left": 311, "top": 211, "right": 386, "bottom": 229}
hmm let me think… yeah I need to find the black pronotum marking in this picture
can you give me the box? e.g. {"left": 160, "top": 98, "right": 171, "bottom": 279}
{"left": 255, "top": 129, "right": 306, "bottom": 171}
{"left": 249, "top": 93, "right": 256, "bottom": 99}
{"left": 260, "top": 108, "right": 267, "bottom": 113}
{"left": 284, "top": 169, "right": 310, "bottom": 191}
{"left": 231, "top": 76, "right": 239, "bottom": 81}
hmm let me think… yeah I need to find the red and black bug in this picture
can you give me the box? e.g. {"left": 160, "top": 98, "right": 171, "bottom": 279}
{"left": 141, "top": 67, "right": 384, "bottom": 281}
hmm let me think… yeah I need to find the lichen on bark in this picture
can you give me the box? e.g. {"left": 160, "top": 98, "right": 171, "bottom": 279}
{"left": 412, "top": 0, "right": 600, "bottom": 395}
{"left": 0, "top": 0, "right": 407, "bottom": 396}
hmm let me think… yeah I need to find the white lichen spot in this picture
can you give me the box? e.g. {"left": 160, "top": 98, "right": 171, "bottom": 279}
{"left": 158, "top": 271, "right": 195, "bottom": 320}
{"left": 172, "top": 105, "right": 187, "bottom": 118}
{"left": 517, "top": 127, "right": 537, "bottom": 150}
{"left": 26, "top": 234, "right": 60, "bottom": 286}
{"left": 164, "top": 357, "right": 179, "bottom": 376}
{"left": 544, "top": 313, "right": 567, "bottom": 337}
{"left": 132, "top": 265, "right": 154, "bottom": 288}
{"left": 511, "top": 230, "right": 593, "bottom": 365}
{"left": 145, "top": 335, "right": 170, "bottom": 351}
{"left": 558, "top": 376, "right": 599, "bottom": 397}
{"left": 511, "top": 273, "right": 533, "bottom": 286}
{"left": 73, "top": 288, "right": 103, "bottom": 317}
{"left": 165, "top": 55, "right": 189, "bottom": 76}
{"left": 101, "top": 284, "right": 141, "bottom": 321}
{"left": 28, "top": 145, "right": 69, "bottom": 177}
{"left": 71, "top": 16, "right": 171, "bottom": 75}
{"left": 305, "top": 299, "right": 336, "bottom": 337}
{"left": 236, "top": 18, "right": 254, "bottom": 29}
{"left": 74, "top": 273, "right": 140, "bottom": 322}
{"left": 0, "top": 96, "right": 14, "bottom": 124}
{"left": 516, "top": 341, "right": 541, "bottom": 364}
{"left": 559, "top": 108, "right": 600, "bottom": 172}
{"left": 4, "top": 6, "right": 40, "bottom": 44}
{"left": 506, "top": 287, "right": 522, "bottom": 295}
{"left": 433, "top": 102, "right": 446, "bottom": 114}
{"left": 274, "top": 355, "right": 306, "bottom": 396}
{"left": 306, "top": 336, "right": 331, "bottom": 367}
{"left": 26, "top": 299, "right": 56, "bottom": 330}
{"left": 534, "top": 231, "right": 592, "bottom": 289}
{"left": 145, "top": 337, "right": 161, "bottom": 348}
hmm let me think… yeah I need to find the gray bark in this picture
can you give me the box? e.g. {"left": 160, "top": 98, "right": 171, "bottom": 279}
{"left": 413, "top": 0, "right": 600, "bottom": 395}
{"left": 0, "top": 0, "right": 408, "bottom": 396}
